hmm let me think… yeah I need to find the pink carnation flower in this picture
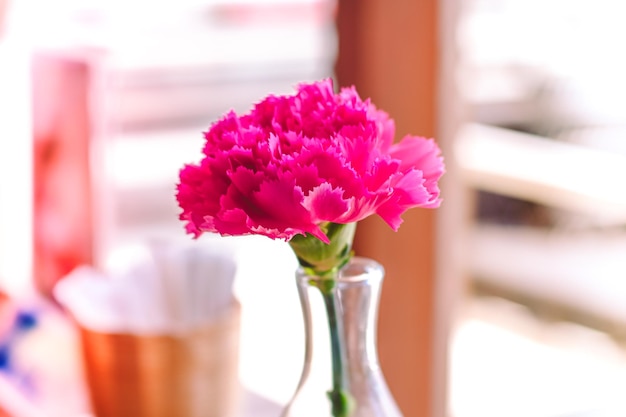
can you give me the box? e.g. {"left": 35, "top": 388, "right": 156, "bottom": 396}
{"left": 176, "top": 79, "right": 444, "bottom": 243}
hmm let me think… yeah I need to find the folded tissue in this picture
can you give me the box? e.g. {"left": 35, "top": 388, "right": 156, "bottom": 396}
{"left": 54, "top": 237, "right": 239, "bottom": 335}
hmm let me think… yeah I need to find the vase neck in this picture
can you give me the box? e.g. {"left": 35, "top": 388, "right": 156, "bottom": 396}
{"left": 296, "top": 257, "right": 383, "bottom": 370}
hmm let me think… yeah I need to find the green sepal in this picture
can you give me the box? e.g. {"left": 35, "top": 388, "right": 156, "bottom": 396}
{"left": 289, "top": 222, "right": 356, "bottom": 280}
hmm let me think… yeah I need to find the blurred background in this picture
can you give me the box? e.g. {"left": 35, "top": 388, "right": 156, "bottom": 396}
{"left": 1, "top": 0, "right": 626, "bottom": 416}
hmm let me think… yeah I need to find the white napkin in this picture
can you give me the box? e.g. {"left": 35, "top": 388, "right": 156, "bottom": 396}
{"left": 54, "top": 236, "right": 238, "bottom": 335}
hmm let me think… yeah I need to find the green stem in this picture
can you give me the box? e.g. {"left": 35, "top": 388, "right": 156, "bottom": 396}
{"left": 320, "top": 286, "right": 353, "bottom": 417}
{"left": 289, "top": 222, "right": 357, "bottom": 416}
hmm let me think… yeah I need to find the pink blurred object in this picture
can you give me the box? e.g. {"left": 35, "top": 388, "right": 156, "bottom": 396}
{"left": 0, "top": 0, "right": 7, "bottom": 39}
{"left": 32, "top": 52, "right": 94, "bottom": 298}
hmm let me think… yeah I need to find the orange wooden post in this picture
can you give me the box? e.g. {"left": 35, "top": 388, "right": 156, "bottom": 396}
{"left": 335, "top": 1, "right": 446, "bottom": 416}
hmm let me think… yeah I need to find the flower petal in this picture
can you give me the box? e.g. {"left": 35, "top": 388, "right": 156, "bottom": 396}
{"left": 250, "top": 176, "right": 327, "bottom": 242}
{"left": 390, "top": 136, "right": 445, "bottom": 180}
{"left": 303, "top": 183, "right": 349, "bottom": 223}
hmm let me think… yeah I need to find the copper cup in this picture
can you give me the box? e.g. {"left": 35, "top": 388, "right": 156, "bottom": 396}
{"left": 79, "top": 302, "right": 241, "bottom": 417}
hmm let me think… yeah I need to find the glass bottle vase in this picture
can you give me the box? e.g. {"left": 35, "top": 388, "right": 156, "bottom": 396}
{"left": 282, "top": 257, "right": 403, "bottom": 417}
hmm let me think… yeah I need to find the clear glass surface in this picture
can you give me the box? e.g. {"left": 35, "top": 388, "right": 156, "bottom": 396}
{"left": 282, "top": 257, "right": 403, "bottom": 417}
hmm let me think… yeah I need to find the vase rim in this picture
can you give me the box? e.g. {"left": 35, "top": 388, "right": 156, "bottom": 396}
{"left": 296, "top": 256, "right": 384, "bottom": 284}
